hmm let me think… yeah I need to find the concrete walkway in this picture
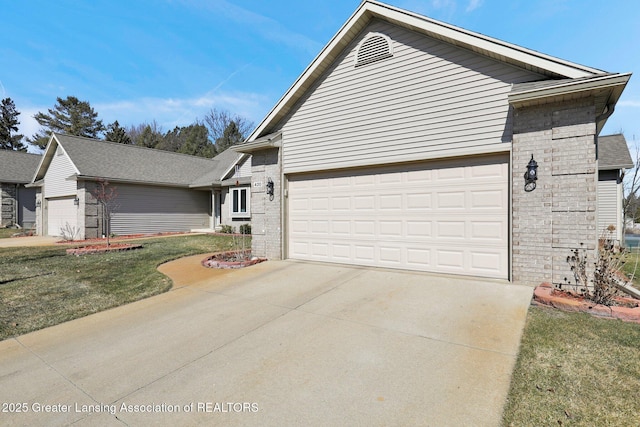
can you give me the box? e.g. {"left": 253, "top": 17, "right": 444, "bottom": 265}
{"left": 0, "top": 235, "right": 59, "bottom": 247}
{"left": 0, "top": 257, "right": 533, "bottom": 426}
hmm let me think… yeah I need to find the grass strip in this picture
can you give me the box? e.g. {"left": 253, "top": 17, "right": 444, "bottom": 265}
{"left": 0, "top": 234, "right": 238, "bottom": 340}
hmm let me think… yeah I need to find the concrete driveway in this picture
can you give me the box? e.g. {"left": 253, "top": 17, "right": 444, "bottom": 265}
{"left": 0, "top": 259, "right": 533, "bottom": 426}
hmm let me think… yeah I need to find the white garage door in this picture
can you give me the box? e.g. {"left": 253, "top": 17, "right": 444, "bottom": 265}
{"left": 288, "top": 155, "right": 509, "bottom": 279}
{"left": 47, "top": 197, "right": 78, "bottom": 237}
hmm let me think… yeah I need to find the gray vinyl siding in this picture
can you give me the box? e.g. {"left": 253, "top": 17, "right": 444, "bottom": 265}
{"left": 279, "top": 20, "right": 545, "bottom": 174}
{"left": 18, "top": 186, "right": 36, "bottom": 228}
{"left": 110, "top": 184, "right": 210, "bottom": 235}
{"left": 235, "top": 157, "right": 251, "bottom": 178}
{"left": 597, "top": 171, "right": 622, "bottom": 240}
{"left": 44, "top": 146, "right": 78, "bottom": 198}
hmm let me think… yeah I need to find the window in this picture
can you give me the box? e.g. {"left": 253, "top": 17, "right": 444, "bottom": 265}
{"left": 231, "top": 187, "right": 250, "bottom": 218}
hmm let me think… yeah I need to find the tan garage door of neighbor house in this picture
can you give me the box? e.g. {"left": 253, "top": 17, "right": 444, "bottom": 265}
{"left": 287, "top": 155, "right": 509, "bottom": 279}
{"left": 47, "top": 196, "right": 78, "bottom": 237}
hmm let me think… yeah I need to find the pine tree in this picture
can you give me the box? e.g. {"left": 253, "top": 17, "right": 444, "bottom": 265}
{"left": 27, "top": 96, "right": 105, "bottom": 148}
{"left": 215, "top": 121, "right": 244, "bottom": 154}
{"left": 105, "top": 120, "right": 131, "bottom": 144}
{"left": 0, "top": 98, "right": 26, "bottom": 151}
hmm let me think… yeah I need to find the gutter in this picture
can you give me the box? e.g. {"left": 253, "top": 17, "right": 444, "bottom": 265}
{"left": 508, "top": 73, "right": 631, "bottom": 105}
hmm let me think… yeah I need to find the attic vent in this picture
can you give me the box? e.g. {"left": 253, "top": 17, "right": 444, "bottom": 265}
{"left": 355, "top": 32, "right": 393, "bottom": 67}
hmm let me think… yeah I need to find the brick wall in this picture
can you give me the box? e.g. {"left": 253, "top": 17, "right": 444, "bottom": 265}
{"left": 1, "top": 183, "right": 17, "bottom": 227}
{"left": 512, "top": 97, "right": 597, "bottom": 286}
{"left": 77, "top": 181, "right": 104, "bottom": 240}
{"left": 250, "top": 148, "right": 282, "bottom": 259}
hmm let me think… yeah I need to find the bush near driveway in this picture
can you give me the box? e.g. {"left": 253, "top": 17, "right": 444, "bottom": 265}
{"left": 503, "top": 306, "right": 640, "bottom": 426}
{"left": 0, "top": 234, "right": 239, "bottom": 341}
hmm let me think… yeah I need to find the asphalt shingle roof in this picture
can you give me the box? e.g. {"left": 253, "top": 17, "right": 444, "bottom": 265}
{"left": 45, "top": 134, "right": 243, "bottom": 187}
{"left": 190, "top": 148, "right": 244, "bottom": 187}
{"left": 599, "top": 134, "right": 634, "bottom": 170}
{"left": 0, "top": 150, "right": 42, "bottom": 183}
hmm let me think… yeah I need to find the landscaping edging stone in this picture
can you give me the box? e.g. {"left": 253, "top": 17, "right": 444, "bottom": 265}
{"left": 201, "top": 250, "right": 267, "bottom": 269}
{"left": 66, "top": 244, "right": 143, "bottom": 256}
{"left": 533, "top": 282, "right": 640, "bottom": 323}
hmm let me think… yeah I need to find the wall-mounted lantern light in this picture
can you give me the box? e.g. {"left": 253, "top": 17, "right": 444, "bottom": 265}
{"left": 36, "top": 200, "right": 41, "bottom": 208}
{"left": 74, "top": 197, "right": 80, "bottom": 206}
{"left": 524, "top": 154, "right": 538, "bottom": 192}
{"left": 266, "top": 178, "right": 275, "bottom": 201}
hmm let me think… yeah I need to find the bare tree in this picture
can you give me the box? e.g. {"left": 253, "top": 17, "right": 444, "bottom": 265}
{"left": 90, "top": 179, "right": 119, "bottom": 247}
{"left": 623, "top": 139, "right": 640, "bottom": 231}
{"left": 202, "top": 108, "right": 254, "bottom": 153}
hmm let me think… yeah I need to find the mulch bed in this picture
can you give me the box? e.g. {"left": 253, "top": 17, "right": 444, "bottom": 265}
{"left": 534, "top": 282, "right": 640, "bottom": 323}
{"left": 202, "top": 250, "right": 267, "bottom": 269}
{"left": 66, "top": 243, "right": 143, "bottom": 256}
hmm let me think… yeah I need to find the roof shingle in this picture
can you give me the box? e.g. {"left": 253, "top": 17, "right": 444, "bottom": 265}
{"left": 598, "top": 134, "right": 634, "bottom": 170}
{"left": 0, "top": 150, "right": 42, "bottom": 183}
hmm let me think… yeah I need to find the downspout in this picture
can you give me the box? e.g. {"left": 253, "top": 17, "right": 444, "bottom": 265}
{"left": 596, "top": 103, "right": 615, "bottom": 124}
{"left": 14, "top": 184, "right": 20, "bottom": 228}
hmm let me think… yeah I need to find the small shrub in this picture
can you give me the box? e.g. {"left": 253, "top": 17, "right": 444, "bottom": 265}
{"left": 59, "top": 223, "right": 80, "bottom": 241}
{"left": 220, "top": 225, "right": 235, "bottom": 234}
{"left": 564, "top": 227, "right": 625, "bottom": 306}
{"left": 239, "top": 224, "right": 251, "bottom": 235}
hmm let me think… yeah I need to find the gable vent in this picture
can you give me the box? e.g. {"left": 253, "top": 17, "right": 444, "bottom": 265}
{"left": 355, "top": 32, "right": 393, "bottom": 67}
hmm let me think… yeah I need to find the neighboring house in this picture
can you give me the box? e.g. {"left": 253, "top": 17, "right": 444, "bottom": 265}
{"left": 0, "top": 150, "right": 42, "bottom": 229}
{"left": 236, "top": 0, "right": 631, "bottom": 285}
{"left": 597, "top": 134, "right": 634, "bottom": 243}
{"left": 190, "top": 147, "right": 252, "bottom": 231}
{"left": 31, "top": 133, "right": 251, "bottom": 239}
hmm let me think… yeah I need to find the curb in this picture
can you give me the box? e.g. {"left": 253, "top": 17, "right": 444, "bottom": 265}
{"left": 533, "top": 283, "right": 640, "bottom": 323}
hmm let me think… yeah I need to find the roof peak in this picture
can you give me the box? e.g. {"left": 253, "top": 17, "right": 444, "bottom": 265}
{"left": 249, "top": 0, "right": 610, "bottom": 141}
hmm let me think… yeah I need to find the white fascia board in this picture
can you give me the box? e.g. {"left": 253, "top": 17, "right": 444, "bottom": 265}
{"left": 236, "top": 132, "right": 283, "bottom": 152}
{"left": 247, "top": 5, "right": 369, "bottom": 141}
{"left": 368, "top": 1, "right": 603, "bottom": 78}
{"left": 220, "top": 152, "right": 247, "bottom": 181}
{"left": 248, "top": 0, "right": 603, "bottom": 142}
{"left": 32, "top": 133, "right": 82, "bottom": 182}
{"left": 508, "top": 73, "right": 632, "bottom": 104}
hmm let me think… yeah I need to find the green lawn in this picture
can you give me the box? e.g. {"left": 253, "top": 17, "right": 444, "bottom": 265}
{"left": 0, "top": 234, "right": 238, "bottom": 340}
{"left": 622, "top": 249, "right": 640, "bottom": 291}
{"left": 503, "top": 305, "right": 640, "bottom": 426}
{"left": 0, "top": 228, "right": 17, "bottom": 239}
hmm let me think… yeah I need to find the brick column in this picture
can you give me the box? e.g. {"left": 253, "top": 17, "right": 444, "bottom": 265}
{"left": 1, "top": 183, "right": 17, "bottom": 227}
{"left": 78, "top": 181, "right": 103, "bottom": 240}
{"left": 512, "top": 98, "right": 597, "bottom": 286}
{"left": 250, "top": 148, "right": 282, "bottom": 259}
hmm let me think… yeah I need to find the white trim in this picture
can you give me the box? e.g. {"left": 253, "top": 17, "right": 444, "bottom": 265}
{"left": 230, "top": 186, "right": 251, "bottom": 218}
{"left": 248, "top": 0, "right": 604, "bottom": 142}
{"left": 509, "top": 73, "right": 631, "bottom": 105}
{"left": 354, "top": 31, "right": 394, "bottom": 67}
{"left": 220, "top": 153, "right": 247, "bottom": 181}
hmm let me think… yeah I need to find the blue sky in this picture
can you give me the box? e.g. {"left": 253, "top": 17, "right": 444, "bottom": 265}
{"left": 1, "top": 0, "right": 639, "bottom": 152}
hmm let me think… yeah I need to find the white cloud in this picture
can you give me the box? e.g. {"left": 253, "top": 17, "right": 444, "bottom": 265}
{"left": 618, "top": 100, "right": 640, "bottom": 108}
{"left": 183, "top": 0, "right": 322, "bottom": 56}
{"left": 465, "top": 0, "right": 483, "bottom": 12}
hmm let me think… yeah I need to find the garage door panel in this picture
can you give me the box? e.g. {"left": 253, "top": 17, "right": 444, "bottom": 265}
{"left": 288, "top": 155, "right": 508, "bottom": 279}
{"left": 47, "top": 197, "right": 78, "bottom": 237}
